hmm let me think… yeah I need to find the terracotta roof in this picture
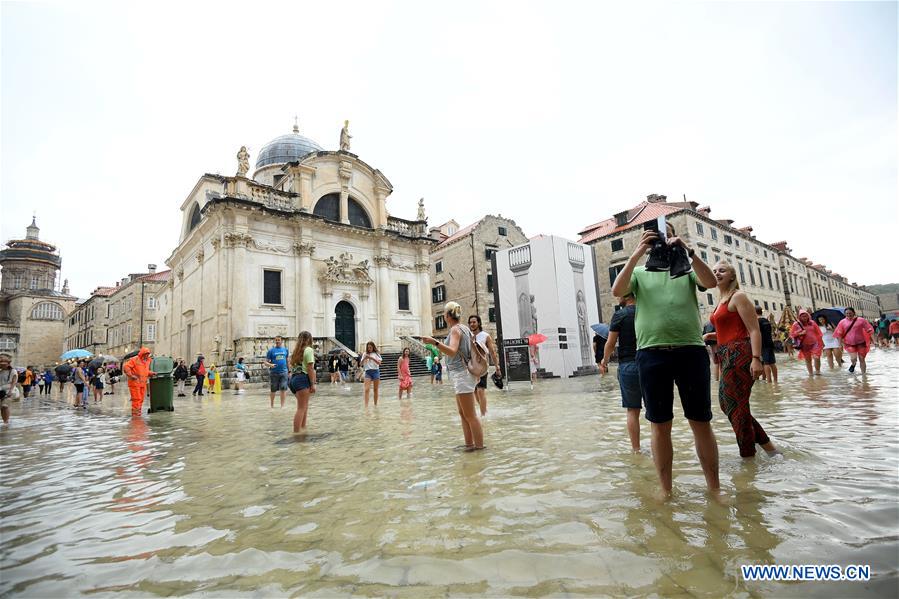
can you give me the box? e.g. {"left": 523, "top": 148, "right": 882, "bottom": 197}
{"left": 138, "top": 270, "right": 171, "bottom": 283}
{"left": 435, "top": 220, "right": 480, "bottom": 250}
{"left": 578, "top": 202, "right": 682, "bottom": 244}
{"left": 92, "top": 286, "right": 117, "bottom": 297}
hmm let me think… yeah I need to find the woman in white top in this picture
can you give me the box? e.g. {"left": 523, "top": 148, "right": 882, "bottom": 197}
{"left": 360, "top": 341, "right": 382, "bottom": 407}
{"left": 423, "top": 301, "right": 484, "bottom": 451}
{"left": 817, "top": 315, "right": 843, "bottom": 369}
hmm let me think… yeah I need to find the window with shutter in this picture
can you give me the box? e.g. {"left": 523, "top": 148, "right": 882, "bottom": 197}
{"left": 398, "top": 283, "right": 410, "bottom": 311}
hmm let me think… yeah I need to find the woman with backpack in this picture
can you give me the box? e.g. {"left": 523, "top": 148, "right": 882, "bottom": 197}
{"left": 423, "top": 301, "right": 485, "bottom": 452}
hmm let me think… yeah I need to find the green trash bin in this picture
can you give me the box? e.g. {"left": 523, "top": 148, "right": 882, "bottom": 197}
{"left": 148, "top": 356, "right": 175, "bottom": 413}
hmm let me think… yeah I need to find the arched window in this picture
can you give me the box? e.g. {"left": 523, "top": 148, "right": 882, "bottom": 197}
{"left": 31, "top": 302, "right": 64, "bottom": 320}
{"left": 188, "top": 202, "right": 202, "bottom": 232}
{"left": 313, "top": 193, "right": 372, "bottom": 229}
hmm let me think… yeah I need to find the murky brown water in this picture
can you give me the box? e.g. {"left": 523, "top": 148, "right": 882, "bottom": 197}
{"left": 1, "top": 350, "right": 897, "bottom": 597}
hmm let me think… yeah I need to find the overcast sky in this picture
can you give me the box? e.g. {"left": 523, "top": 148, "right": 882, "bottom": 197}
{"left": 2, "top": 1, "right": 896, "bottom": 298}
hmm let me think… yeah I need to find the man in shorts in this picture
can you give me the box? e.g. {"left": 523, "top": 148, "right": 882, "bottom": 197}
{"left": 599, "top": 293, "right": 643, "bottom": 452}
{"left": 611, "top": 223, "right": 720, "bottom": 495}
{"left": 469, "top": 315, "right": 501, "bottom": 417}
{"left": 756, "top": 306, "right": 778, "bottom": 383}
{"left": 264, "top": 336, "right": 289, "bottom": 408}
{"left": 0, "top": 353, "right": 19, "bottom": 424}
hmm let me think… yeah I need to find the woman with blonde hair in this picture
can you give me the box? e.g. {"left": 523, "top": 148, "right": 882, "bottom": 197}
{"left": 423, "top": 301, "right": 484, "bottom": 451}
{"left": 288, "top": 331, "right": 316, "bottom": 432}
{"left": 360, "top": 341, "right": 382, "bottom": 406}
{"left": 708, "top": 262, "right": 779, "bottom": 458}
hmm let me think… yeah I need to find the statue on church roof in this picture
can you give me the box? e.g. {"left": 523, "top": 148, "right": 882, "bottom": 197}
{"left": 417, "top": 198, "right": 426, "bottom": 221}
{"left": 340, "top": 120, "right": 352, "bottom": 152}
{"left": 236, "top": 146, "right": 250, "bottom": 177}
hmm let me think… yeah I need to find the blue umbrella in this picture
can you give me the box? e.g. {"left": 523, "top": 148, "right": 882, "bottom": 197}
{"left": 591, "top": 323, "right": 610, "bottom": 339}
{"left": 60, "top": 348, "right": 92, "bottom": 360}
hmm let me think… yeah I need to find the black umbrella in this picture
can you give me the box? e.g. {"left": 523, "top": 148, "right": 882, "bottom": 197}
{"left": 122, "top": 349, "right": 140, "bottom": 363}
{"left": 88, "top": 357, "right": 104, "bottom": 369}
{"left": 811, "top": 308, "right": 845, "bottom": 327}
{"left": 54, "top": 363, "right": 73, "bottom": 375}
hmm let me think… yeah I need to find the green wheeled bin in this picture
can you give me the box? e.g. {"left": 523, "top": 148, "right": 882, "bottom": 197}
{"left": 148, "top": 356, "right": 175, "bottom": 413}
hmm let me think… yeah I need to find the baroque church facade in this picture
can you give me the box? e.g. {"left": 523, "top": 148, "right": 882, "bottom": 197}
{"left": 0, "top": 219, "right": 76, "bottom": 367}
{"left": 156, "top": 122, "right": 434, "bottom": 363}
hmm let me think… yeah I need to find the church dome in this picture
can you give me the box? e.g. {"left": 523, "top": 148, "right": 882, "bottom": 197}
{"left": 255, "top": 126, "right": 324, "bottom": 169}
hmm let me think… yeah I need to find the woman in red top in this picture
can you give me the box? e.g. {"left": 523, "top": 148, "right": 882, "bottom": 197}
{"left": 708, "top": 262, "right": 779, "bottom": 458}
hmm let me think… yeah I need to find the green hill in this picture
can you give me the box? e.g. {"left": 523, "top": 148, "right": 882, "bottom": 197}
{"left": 865, "top": 283, "right": 899, "bottom": 294}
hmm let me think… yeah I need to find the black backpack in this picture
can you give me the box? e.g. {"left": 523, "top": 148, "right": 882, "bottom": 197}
{"left": 189, "top": 362, "right": 199, "bottom": 376}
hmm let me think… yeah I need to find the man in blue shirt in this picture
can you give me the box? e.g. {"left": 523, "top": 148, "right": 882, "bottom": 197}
{"left": 264, "top": 336, "right": 289, "bottom": 408}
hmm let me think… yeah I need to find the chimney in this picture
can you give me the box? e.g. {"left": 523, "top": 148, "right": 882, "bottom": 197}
{"left": 697, "top": 206, "right": 711, "bottom": 215}
{"left": 147, "top": 264, "right": 157, "bottom": 274}
{"left": 646, "top": 194, "right": 667, "bottom": 203}
{"left": 121, "top": 277, "right": 129, "bottom": 286}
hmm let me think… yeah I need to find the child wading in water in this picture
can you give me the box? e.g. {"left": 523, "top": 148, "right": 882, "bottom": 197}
{"left": 207, "top": 366, "right": 217, "bottom": 394}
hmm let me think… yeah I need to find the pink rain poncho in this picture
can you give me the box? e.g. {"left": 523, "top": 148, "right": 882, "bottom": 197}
{"left": 789, "top": 310, "right": 823, "bottom": 360}
{"left": 833, "top": 315, "right": 875, "bottom": 357}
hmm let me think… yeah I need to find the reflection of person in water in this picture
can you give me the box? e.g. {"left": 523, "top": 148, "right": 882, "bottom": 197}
{"left": 112, "top": 417, "right": 153, "bottom": 513}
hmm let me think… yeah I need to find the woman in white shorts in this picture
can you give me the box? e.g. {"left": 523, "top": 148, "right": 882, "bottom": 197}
{"left": 817, "top": 315, "right": 843, "bottom": 369}
{"left": 423, "top": 301, "right": 484, "bottom": 451}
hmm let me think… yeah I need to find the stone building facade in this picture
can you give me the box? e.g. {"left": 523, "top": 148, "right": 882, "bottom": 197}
{"left": 153, "top": 122, "right": 435, "bottom": 365}
{"left": 103, "top": 268, "right": 171, "bottom": 358}
{"left": 64, "top": 287, "right": 115, "bottom": 354}
{"left": 428, "top": 215, "right": 529, "bottom": 339}
{"left": 579, "top": 196, "right": 790, "bottom": 324}
{"left": 0, "top": 219, "right": 76, "bottom": 367}
{"left": 580, "top": 195, "right": 880, "bottom": 326}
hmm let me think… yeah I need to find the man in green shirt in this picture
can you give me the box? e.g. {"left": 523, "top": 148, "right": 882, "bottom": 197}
{"left": 612, "top": 222, "right": 720, "bottom": 496}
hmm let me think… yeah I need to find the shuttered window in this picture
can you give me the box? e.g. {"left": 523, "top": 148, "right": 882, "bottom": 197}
{"left": 263, "top": 270, "right": 282, "bottom": 305}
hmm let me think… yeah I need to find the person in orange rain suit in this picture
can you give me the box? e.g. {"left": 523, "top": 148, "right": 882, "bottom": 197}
{"left": 124, "top": 347, "right": 156, "bottom": 415}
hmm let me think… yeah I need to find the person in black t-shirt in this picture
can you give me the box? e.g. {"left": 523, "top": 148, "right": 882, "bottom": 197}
{"left": 755, "top": 306, "right": 778, "bottom": 383}
{"left": 599, "top": 293, "right": 644, "bottom": 452}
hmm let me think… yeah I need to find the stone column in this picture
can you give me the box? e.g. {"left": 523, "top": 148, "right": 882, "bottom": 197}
{"left": 338, "top": 160, "right": 352, "bottom": 225}
{"left": 416, "top": 257, "right": 431, "bottom": 335}
{"left": 225, "top": 232, "right": 251, "bottom": 341}
{"left": 374, "top": 252, "right": 393, "bottom": 348}
{"left": 295, "top": 241, "right": 316, "bottom": 328}
{"left": 322, "top": 284, "right": 334, "bottom": 338}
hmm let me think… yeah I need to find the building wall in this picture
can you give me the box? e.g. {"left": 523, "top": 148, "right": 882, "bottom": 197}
{"left": 590, "top": 210, "right": 790, "bottom": 324}
{"left": 64, "top": 296, "right": 110, "bottom": 354}
{"left": 6, "top": 295, "right": 74, "bottom": 367}
{"left": 429, "top": 215, "right": 528, "bottom": 339}
{"left": 878, "top": 293, "right": 899, "bottom": 313}
{"left": 105, "top": 279, "right": 166, "bottom": 358}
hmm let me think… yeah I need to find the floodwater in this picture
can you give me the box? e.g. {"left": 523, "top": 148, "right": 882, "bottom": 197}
{"left": 1, "top": 351, "right": 897, "bottom": 597}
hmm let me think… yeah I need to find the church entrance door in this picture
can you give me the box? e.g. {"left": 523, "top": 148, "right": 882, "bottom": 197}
{"left": 334, "top": 301, "right": 356, "bottom": 351}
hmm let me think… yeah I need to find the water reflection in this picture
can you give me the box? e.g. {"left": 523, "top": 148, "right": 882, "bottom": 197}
{"left": 0, "top": 351, "right": 896, "bottom": 596}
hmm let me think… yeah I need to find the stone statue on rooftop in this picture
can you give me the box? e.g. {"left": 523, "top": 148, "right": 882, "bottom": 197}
{"left": 340, "top": 120, "right": 352, "bottom": 152}
{"left": 236, "top": 146, "right": 250, "bottom": 177}
{"left": 417, "top": 198, "right": 426, "bottom": 221}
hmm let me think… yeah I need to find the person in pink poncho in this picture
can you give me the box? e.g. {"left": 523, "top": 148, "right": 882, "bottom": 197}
{"left": 790, "top": 309, "right": 823, "bottom": 376}
{"left": 833, "top": 307, "right": 875, "bottom": 374}
{"left": 397, "top": 347, "right": 413, "bottom": 400}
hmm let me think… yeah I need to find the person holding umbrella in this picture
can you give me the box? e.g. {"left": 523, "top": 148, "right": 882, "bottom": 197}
{"left": 527, "top": 333, "right": 546, "bottom": 389}
{"left": 124, "top": 348, "right": 156, "bottom": 416}
{"left": 816, "top": 314, "right": 843, "bottom": 369}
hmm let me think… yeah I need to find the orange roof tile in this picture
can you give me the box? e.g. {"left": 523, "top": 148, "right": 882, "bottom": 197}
{"left": 578, "top": 202, "right": 682, "bottom": 244}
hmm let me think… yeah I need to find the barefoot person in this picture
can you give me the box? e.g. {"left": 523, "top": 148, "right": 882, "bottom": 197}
{"left": 361, "top": 342, "right": 382, "bottom": 407}
{"left": 790, "top": 310, "right": 823, "bottom": 376}
{"left": 397, "top": 348, "right": 413, "bottom": 400}
{"left": 0, "top": 353, "right": 19, "bottom": 425}
{"left": 288, "top": 331, "right": 316, "bottom": 433}
{"left": 599, "top": 293, "right": 644, "bottom": 452}
{"left": 423, "top": 301, "right": 484, "bottom": 451}
{"left": 468, "top": 315, "right": 501, "bottom": 416}
{"left": 817, "top": 315, "right": 842, "bottom": 369}
{"left": 833, "top": 307, "right": 875, "bottom": 374}
{"left": 264, "top": 337, "right": 290, "bottom": 407}
{"left": 611, "top": 222, "right": 720, "bottom": 495}
{"left": 756, "top": 307, "right": 778, "bottom": 383}
{"left": 709, "top": 263, "right": 779, "bottom": 458}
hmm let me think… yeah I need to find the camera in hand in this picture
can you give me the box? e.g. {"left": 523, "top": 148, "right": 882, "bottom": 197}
{"left": 642, "top": 219, "right": 692, "bottom": 278}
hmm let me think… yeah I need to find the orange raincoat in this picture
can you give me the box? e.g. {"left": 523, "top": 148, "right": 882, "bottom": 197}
{"left": 124, "top": 348, "right": 154, "bottom": 414}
